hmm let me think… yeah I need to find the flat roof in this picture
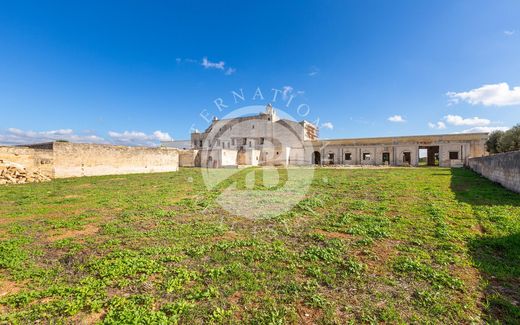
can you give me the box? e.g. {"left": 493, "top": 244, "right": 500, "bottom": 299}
{"left": 308, "top": 132, "right": 488, "bottom": 145}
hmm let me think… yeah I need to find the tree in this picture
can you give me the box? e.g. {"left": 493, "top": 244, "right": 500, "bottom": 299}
{"left": 498, "top": 124, "right": 520, "bottom": 153}
{"left": 486, "top": 130, "right": 504, "bottom": 154}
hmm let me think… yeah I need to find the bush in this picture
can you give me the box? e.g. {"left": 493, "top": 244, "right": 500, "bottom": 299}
{"left": 498, "top": 124, "right": 520, "bottom": 153}
{"left": 486, "top": 124, "right": 520, "bottom": 154}
{"left": 485, "top": 130, "right": 505, "bottom": 154}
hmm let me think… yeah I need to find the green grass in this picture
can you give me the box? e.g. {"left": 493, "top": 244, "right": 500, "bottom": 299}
{"left": 0, "top": 167, "right": 519, "bottom": 324}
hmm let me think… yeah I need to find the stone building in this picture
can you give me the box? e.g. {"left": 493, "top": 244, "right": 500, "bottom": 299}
{"left": 161, "top": 105, "right": 488, "bottom": 168}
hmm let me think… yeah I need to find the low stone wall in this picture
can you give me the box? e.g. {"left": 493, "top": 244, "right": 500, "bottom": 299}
{"left": 468, "top": 151, "right": 520, "bottom": 193}
{"left": 52, "top": 142, "right": 178, "bottom": 178}
{"left": 0, "top": 146, "right": 54, "bottom": 178}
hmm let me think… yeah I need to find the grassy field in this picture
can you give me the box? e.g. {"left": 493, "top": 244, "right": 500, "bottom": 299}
{"left": 0, "top": 167, "right": 519, "bottom": 324}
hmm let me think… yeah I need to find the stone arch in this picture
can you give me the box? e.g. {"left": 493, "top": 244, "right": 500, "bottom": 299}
{"left": 312, "top": 151, "right": 321, "bottom": 165}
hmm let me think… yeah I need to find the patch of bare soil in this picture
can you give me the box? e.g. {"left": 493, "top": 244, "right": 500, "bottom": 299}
{"left": 213, "top": 231, "right": 241, "bottom": 241}
{"left": 314, "top": 229, "right": 358, "bottom": 240}
{"left": 358, "top": 239, "right": 400, "bottom": 273}
{"left": 296, "top": 302, "right": 323, "bottom": 324}
{"left": 71, "top": 311, "right": 105, "bottom": 324}
{"left": 47, "top": 224, "right": 99, "bottom": 242}
{"left": 0, "top": 279, "right": 20, "bottom": 297}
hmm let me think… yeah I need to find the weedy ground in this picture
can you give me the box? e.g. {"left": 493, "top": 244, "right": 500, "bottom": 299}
{"left": 0, "top": 167, "right": 519, "bottom": 324}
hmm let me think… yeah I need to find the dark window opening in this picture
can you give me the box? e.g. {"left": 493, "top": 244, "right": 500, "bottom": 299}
{"left": 260, "top": 137, "right": 264, "bottom": 145}
{"left": 363, "top": 153, "right": 371, "bottom": 160}
{"left": 449, "top": 151, "right": 459, "bottom": 160}
{"left": 328, "top": 153, "right": 335, "bottom": 165}
{"left": 345, "top": 153, "right": 352, "bottom": 160}
{"left": 243, "top": 138, "right": 247, "bottom": 145}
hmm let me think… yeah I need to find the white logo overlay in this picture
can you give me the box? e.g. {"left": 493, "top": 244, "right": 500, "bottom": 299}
{"left": 198, "top": 105, "right": 315, "bottom": 220}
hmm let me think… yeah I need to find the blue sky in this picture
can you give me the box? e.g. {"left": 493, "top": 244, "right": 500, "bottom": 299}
{"left": 1, "top": 1, "right": 520, "bottom": 146}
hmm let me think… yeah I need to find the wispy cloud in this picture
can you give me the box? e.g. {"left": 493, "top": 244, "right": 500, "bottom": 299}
{"left": 176, "top": 57, "right": 236, "bottom": 75}
{"left": 321, "top": 122, "right": 334, "bottom": 130}
{"left": 224, "top": 67, "right": 236, "bottom": 75}
{"left": 308, "top": 66, "right": 320, "bottom": 77}
{"left": 447, "top": 82, "right": 520, "bottom": 106}
{"left": 504, "top": 30, "right": 515, "bottom": 36}
{"left": 201, "top": 57, "right": 236, "bottom": 75}
{"left": 108, "top": 130, "right": 172, "bottom": 146}
{"left": 443, "top": 115, "right": 490, "bottom": 126}
{"left": 201, "top": 57, "right": 225, "bottom": 70}
{"left": 428, "top": 121, "right": 446, "bottom": 130}
{"left": 0, "top": 128, "right": 173, "bottom": 147}
{"left": 0, "top": 128, "right": 107, "bottom": 146}
{"left": 388, "top": 115, "right": 406, "bottom": 122}
{"left": 458, "top": 126, "right": 509, "bottom": 134}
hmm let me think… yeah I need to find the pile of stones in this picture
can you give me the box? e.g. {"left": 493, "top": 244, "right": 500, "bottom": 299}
{"left": 0, "top": 161, "right": 51, "bottom": 184}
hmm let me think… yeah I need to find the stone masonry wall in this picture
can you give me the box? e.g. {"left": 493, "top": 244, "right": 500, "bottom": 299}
{"left": 52, "top": 142, "right": 178, "bottom": 178}
{"left": 468, "top": 151, "right": 520, "bottom": 193}
{"left": 0, "top": 146, "right": 54, "bottom": 178}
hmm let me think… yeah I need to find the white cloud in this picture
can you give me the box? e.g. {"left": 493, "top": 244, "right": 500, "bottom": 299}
{"left": 201, "top": 57, "right": 225, "bottom": 70}
{"left": 200, "top": 57, "right": 236, "bottom": 75}
{"left": 388, "top": 115, "right": 406, "bottom": 122}
{"left": 443, "top": 114, "right": 490, "bottom": 126}
{"left": 0, "top": 128, "right": 106, "bottom": 146}
{"left": 308, "top": 66, "right": 320, "bottom": 77}
{"left": 0, "top": 128, "right": 173, "bottom": 147}
{"left": 428, "top": 121, "right": 446, "bottom": 129}
{"left": 459, "top": 126, "right": 509, "bottom": 134}
{"left": 447, "top": 82, "right": 520, "bottom": 106}
{"left": 108, "top": 130, "right": 172, "bottom": 146}
{"left": 224, "top": 67, "right": 236, "bottom": 75}
{"left": 152, "top": 130, "right": 173, "bottom": 142}
{"left": 504, "top": 30, "right": 515, "bottom": 36}
{"left": 321, "top": 122, "right": 334, "bottom": 130}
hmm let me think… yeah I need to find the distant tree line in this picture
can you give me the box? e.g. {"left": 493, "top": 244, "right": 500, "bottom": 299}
{"left": 485, "top": 124, "right": 520, "bottom": 154}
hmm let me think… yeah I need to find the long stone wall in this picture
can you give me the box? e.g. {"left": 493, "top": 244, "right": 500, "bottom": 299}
{"left": 468, "top": 151, "right": 520, "bottom": 193}
{"left": 0, "top": 146, "right": 54, "bottom": 178}
{"left": 52, "top": 142, "right": 178, "bottom": 178}
{"left": 1, "top": 142, "right": 179, "bottom": 181}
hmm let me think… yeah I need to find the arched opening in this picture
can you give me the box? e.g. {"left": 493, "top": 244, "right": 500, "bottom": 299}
{"left": 312, "top": 151, "right": 321, "bottom": 165}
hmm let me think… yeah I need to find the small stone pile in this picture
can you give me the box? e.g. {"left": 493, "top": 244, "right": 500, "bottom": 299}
{"left": 0, "top": 161, "right": 51, "bottom": 185}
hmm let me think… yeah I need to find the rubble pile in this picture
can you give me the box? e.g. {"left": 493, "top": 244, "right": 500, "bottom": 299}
{"left": 0, "top": 161, "right": 51, "bottom": 185}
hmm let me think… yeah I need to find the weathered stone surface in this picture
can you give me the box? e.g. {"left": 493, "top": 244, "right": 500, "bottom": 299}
{"left": 469, "top": 151, "right": 520, "bottom": 193}
{"left": 0, "top": 142, "right": 179, "bottom": 183}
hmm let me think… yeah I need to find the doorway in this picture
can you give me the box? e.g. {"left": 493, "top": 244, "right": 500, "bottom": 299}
{"left": 418, "top": 146, "right": 439, "bottom": 166}
{"left": 312, "top": 151, "right": 321, "bottom": 165}
{"left": 382, "top": 152, "right": 390, "bottom": 165}
{"left": 403, "top": 152, "right": 411, "bottom": 165}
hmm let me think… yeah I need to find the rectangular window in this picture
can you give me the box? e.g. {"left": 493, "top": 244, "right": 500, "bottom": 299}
{"left": 232, "top": 139, "right": 235, "bottom": 145}
{"left": 363, "top": 153, "right": 371, "bottom": 160}
{"left": 345, "top": 153, "right": 352, "bottom": 160}
{"left": 249, "top": 141, "right": 252, "bottom": 147}
{"left": 243, "top": 138, "right": 247, "bottom": 145}
{"left": 260, "top": 137, "right": 264, "bottom": 145}
{"left": 449, "top": 151, "right": 459, "bottom": 160}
